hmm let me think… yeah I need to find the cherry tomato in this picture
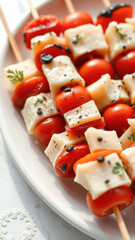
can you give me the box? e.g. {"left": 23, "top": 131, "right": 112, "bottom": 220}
{"left": 103, "top": 103, "right": 135, "bottom": 137}
{"left": 65, "top": 117, "right": 105, "bottom": 136}
{"left": 114, "top": 50, "right": 135, "bottom": 78}
{"left": 79, "top": 59, "right": 114, "bottom": 86}
{"left": 23, "top": 15, "right": 62, "bottom": 49}
{"left": 55, "top": 85, "right": 92, "bottom": 115}
{"left": 61, "top": 11, "right": 93, "bottom": 32}
{"left": 131, "top": 181, "right": 135, "bottom": 196}
{"left": 96, "top": 3, "right": 133, "bottom": 32}
{"left": 35, "top": 43, "right": 73, "bottom": 73}
{"left": 12, "top": 76, "right": 50, "bottom": 108}
{"left": 86, "top": 186, "right": 133, "bottom": 217}
{"left": 34, "top": 115, "right": 65, "bottom": 146}
{"left": 55, "top": 142, "right": 90, "bottom": 178}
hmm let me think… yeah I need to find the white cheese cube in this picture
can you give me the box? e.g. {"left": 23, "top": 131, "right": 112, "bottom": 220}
{"left": 119, "top": 126, "right": 135, "bottom": 149}
{"left": 64, "top": 100, "right": 101, "bottom": 128}
{"left": 127, "top": 119, "right": 135, "bottom": 129}
{"left": 105, "top": 21, "right": 135, "bottom": 60}
{"left": 21, "top": 93, "right": 58, "bottom": 134}
{"left": 42, "top": 55, "right": 85, "bottom": 98}
{"left": 64, "top": 24, "right": 108, "bottom": 59}
{"left": 123, "top": 74, "right": 135, "bottom": 105}
{"left": 87, "top": 74, "right": 129, "bottom": 112}
{"left": 31, "top": 32, "right": 66, "bottom": 58}
{"left": 4, "top": 58, "right": 42, "bottom": 90}
{"left": 121, "top": 147, "right": 135, "bottom": 181}
{"left": 74, "top": 153, "right": 131, "bottom": 200}
{"left": 85, "top": 127, "right": 122, "bottom": 153}
{"left": 45, "top": 131, "right": 85, "bottom": 166}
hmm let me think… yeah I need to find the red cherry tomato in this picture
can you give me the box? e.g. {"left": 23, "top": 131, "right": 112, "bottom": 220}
{"left": 114, "top": 50, "right": 135, "bottom": 78}
{"left": 102, "top": 103, "right": 135, "bottom": 137}
{"left": 79, "top": 59, "right": 114, "bottom": 86}
{"left": 96, "top": 4, "right": 133, "bottom": 32}
{"left": 34, "top": 115, "right": 65, "bottom": 146}
{"left": 61, "top": 11, "right": 93, "bottom": 32}
{"left": 12, "top": 76, "right": 50, "bottom": 108}
{"left": 35, "top": 43, "right": 73, "bottom": 73}
{"left": 55, "top": 85, "right": 92, "bottom": 115}
{"left": 55, "top": 142, "right": 90, "bottom": 178}
{"left": 23, "top": 15, "right": 62, "bottom": 49}
{"left": 86, "top": 186, "right": 133, "bottom": 217}
{"left": 65, "top": 117, "right": 105, "bottom": 136}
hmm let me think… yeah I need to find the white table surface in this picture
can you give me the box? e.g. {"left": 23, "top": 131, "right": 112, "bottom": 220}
{"left": 0, "top": 0, "right": 94, "bottom": 239}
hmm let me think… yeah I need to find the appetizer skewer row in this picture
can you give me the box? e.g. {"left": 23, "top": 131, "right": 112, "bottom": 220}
{"left": 2, "top": 1, "right": 135, "bottom": 239}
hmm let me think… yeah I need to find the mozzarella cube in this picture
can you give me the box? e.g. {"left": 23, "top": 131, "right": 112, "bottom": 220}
{"left": 21, "top": 93, "right": 58, "bottom": 134}
{"left": 123, "top": 74, "right": 135, "bottom": 104}
{"left": 31, "top": 32, "right": 66, "bottom": 58}
{"left": 42, "top": 55, "right": 85, "bottom": 98}
{"left": 105, "top": 21, "right": 135, "bottom": 60}
{"left": 45, "top": 131, "right": 85, "bottom": 166}
{"left": 127, "top": 119, "right": 135, "bottom": 129}
{"left": 87, "top": 74, "right": 129, "bottom": 112}
{"left": 85, "top": 127, "right": 122, "bottom": 153}
{"left": 119, "top": 126, "right": 135, "bottom": 149}
{"left": 4, "top": 58, "right": 42, "bottom": 90}
{"left": 74, "top": 153, "right": 131, "bottom": 199}
{"left": 64, "top": 100, "right": 101, "bottom": 128}
{"left": 121, "top": 147, "right": 135, "bottom": 181}
{"left": 64, "top": 24, "right": 108, "bottom": 59}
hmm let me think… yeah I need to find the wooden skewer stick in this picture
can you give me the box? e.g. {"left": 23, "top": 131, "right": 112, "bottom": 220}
{"left": 27, "top": 0, "right": 39, "bottom": 19}
{"left": 113, "top": 206, "right": 131, "bottom": 240}
{"left": 0, "top": 7, "right": 23, "bottom": 63}
{"left": 102, "top": 0, "right": 111, "bottom": 8}
{"left": 64, "top": 0, "right": 75, "bottom": 13}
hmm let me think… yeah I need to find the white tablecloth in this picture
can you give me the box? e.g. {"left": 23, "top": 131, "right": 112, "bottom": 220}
{"left": 0, "top": 0, "right": 94, "bottom": 239}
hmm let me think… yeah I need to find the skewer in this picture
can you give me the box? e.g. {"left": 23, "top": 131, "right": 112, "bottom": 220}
{"left": 64, "top": 0, "right": 75, "bottom": 13}
{"left": 102, "top": 0, "right": 111, "bottom": 8}
{"left": 27, "top": 0, "right": 39, "bottom": 19}
{"left": 0, "top": 7, "right": 23, "bottom": 62}
{"left": 0, "top": 3, "right": 132, "bottom": 240}
{"left": 113, "top": 206, "right": 130, "bottom": 240}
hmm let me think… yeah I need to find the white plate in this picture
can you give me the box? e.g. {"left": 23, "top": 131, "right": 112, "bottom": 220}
{"left": 0, "top": 0, "right": 135, "bottom": 239}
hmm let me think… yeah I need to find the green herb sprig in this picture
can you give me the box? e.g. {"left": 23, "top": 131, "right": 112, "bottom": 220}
{"left": 115, "top": 26, "right": 127, "bottom": 40}
{"left": 34, "top": 98, "right": 43, "bottom": 106}
{"left": 112, "top": 162, "right": 127, "bottom": 176}
{"left": 128, "top": 131, "right": 135, "bottom": 141}
{"left": 7, "top": 69, "right": 23, "bottom": 84}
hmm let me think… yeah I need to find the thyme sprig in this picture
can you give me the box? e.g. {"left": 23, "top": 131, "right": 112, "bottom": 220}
{"left": 112, "top": 162, "right": 127, "bottom": 176}
{"left": 115, "top": 26, "right": 127, "bottom": 40}
{"left": 7, "top": 69, "right": 23, "bottom": 84}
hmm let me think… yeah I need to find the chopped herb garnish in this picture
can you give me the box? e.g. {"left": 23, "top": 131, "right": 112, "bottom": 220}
{"left": 115, "top": 26, "right": 127, "bottom": 40}
{"left": 7, "top": 69, "right": 23, "bottom": 84}
{"left": 132, "top": 105, "right": 135, "bottom": 109}
{"left": 72, "top": 34, "right": 83, "bottom": 44}
{"left": 112, "top": 162, "right": 127, "bottom": 176}
{"left": 128, "top": 131, "right": 135, "bottom": 141}
{"left": 34, "top": 98, "right": 43, "bottom": 106}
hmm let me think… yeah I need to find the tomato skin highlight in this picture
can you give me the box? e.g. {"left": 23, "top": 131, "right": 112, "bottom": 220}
{"left": 35, "top": 43, "right": 73, "bottom": 73}
{"left": 86, "top": 186, "right": 133, "bottom": 217}
{"left": 114, "top": 50, "right": 135, "bottom": 78}
{"left": 61, "top": 11, "right": 93, "bottom": 32}
{"left": 102, "top": 103, "right": 135, "bottom": 137}
{"left": 79, "top": 59, "right": 114, "bottom": 86}
{"left": 12, "top": 76, "right": 50, "bottom": 108}
{"left": 65, "top": 117, "right": 105, "bottom": 136}
{"left": 55, "top": 142, "right": 90, "bottom": 178}
{"left": 34, "top": 115, "right": 65, "bottom": 146}
{"left": 55, "top": 85, "right": 92, "bottom": 115}
{"left": 23, "top": 15, "right": 62, "bottom": 49}
{"left": 96, "top": 4, "right": 133, "bottom": 32}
